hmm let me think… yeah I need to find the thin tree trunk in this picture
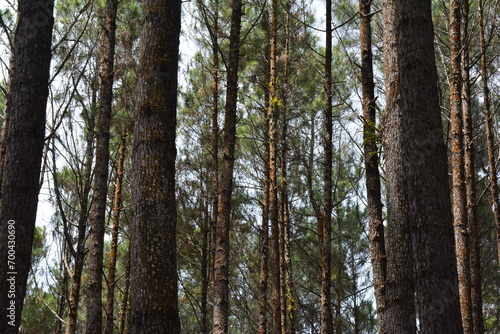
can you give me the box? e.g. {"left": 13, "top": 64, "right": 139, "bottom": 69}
{"left": 213, "top": 0, "right": 243, "bottom": 332}
{"left": 54, "top": 249, "right": 69, "bottom": 334}
{"left": 129, "top": 0, "right": 182, "bottom": 331}
{"left": 118, "top": 247, "right": 131, "bottom": 334}
{"left": 479, "top": 0, "right": 500, "bottom": 266}
{"left": 267, "top": 0, "right": 282, "bottom": 332}
{"left": 320, "top": 0, "right": 333, "bottom": 333}
{"left": 258, "top": 106, "right": 270, "bottom": 334}
{"left": 206, "top": 4, "right": 219, "bottom": 332}
{"left": 381, "top": 0, "right": 463, "bottom": 333}
{"left": 281, "top": 14, "right": 296, "bottom": 333}
{"left": 449, "top": 1, "right": 473, "bottom": 331}
{"left": 360, "top": 1, "right": 386, "bottom": 333}
{"left": 86, "top": 0, "right": 118, "bottom": 332}
{"left": 64, "top": 94, "right": 96, "bottom": 334}
{"left": 461, "top": 1, "right": 484, "bottom": 332}
{"left": 104, "top": 127, "right": 127, "bottom": 334}
{"left": 0, "top": 0, "right": 54, "bottom": 332}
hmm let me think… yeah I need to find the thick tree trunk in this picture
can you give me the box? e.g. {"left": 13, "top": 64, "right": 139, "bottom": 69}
{"left": 104, "top": 127, "right": 127, "bottom": 334}
{"left": 381, "top": 0, "right": 463, "bottom": 333}
{"left": 0, "top": 0, "right": 54, "bottom": 332}
{"left": 129, "top": 0, "right": 182, "bottom": 332}
{"left": 360, "top": 1, "right": 386, "bottom": 333}
{"left": 320, "top": 1, "right": 334, "bottom": 333}
{"left": 86, "top": 0, "right": 118, "bottom": 332}
{"left": 213, "top": 0, "right": 242, "bottom": 332}
{"left": 479, "top": 0, "right": 500, "bottom": 267}
{"left": 449, "top": 0, "right": 473, "bottom": 332}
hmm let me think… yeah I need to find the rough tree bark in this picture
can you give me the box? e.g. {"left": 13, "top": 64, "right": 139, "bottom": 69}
{"left": 449, "top": 0, "right": 473, "bottom": 332}
{"left": 461, "top": 1, "right": 484, "bottom": 332}
{"left": 267, "top": 0, "right": 282, "bottom": 332}
{"left": 213, "top": 0, "right": 243, "bottom": 332}
{"left": 360, "top": 1, "right": 386, "bottom": 332}
{"left": 0, "top": 0, "right": 54, "bottom": 332}
{"left": 129, "top": 0, "right": 182, "bottom": 331}
{"left": 381, "top": 0, "right": 463, "bottom": 333}
{"left": 86, "top": 0, "right": 118, "bottom": 332}
{"left": 258, "top": 103, "right": 270, "bottom": 334}
{"left": 320, "top": 0, "right": 334, "bottom": 333}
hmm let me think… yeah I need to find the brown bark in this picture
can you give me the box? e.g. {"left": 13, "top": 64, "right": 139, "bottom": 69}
{"left": 212, "top": 0, "right": 243, "bottom": 332}
{"left": 118, "top": 247, "right": 131, "bottom": 334}
{"left": 86, "top": 0, "right": 118, "bottom": 332}
{"left": 267, "top": 0, "right": 281, "bottom": 332}
{"left": 381, "top": 0, "right": 463, "bottom": 333}
{"left": 360, "top": 1, "right": 386, "bottom": 333}
{"left": 258, "top": 108, "right": 270, "bottom": 334}
{"left": 479, "top": 0, "right": 500, "bottom": 267}
{"left": 320, "top": 1, "right": 334, "bottom": 333}
{"left": 449, "top": 1, "right": 473, "bottom": 331}
{"left": 104, "top": 127, "right": 127, "bottom": 334}
{"left": 0, "top": 0, "right": 54, "bottom": 332}
{"left": 129, "top": 0, "right": 182, "bottom": 331}
{"left": 461, "top": 1, "right": 484, "bottom": 332}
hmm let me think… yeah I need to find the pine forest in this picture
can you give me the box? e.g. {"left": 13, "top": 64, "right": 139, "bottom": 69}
{"left": 0, "top": 0, "right": 499, "bottom": 333}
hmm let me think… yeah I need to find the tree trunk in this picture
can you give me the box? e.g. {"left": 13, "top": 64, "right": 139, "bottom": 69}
{"left": 118, "top": 247, "right": 131, "bottom": 334}
{"left": 267, "top": 0, "right": 282, "bottom": 332}
{"left": 381, "top": 0, "right": 463, "bottom": 333}
{"left": 206, "top": 4, "right": 219, "bottom": 332}
{"left": 461, "top": 1, "right": 484, "bottom": 332}
{"left": 479, "top": 0, "right": 500, "bottom": 267}
{"left": 129, "top": 0, "right": 182, "bottom": 331}
{"left": 104, "top": 127, "right": 127, "bottom": 334}
{"left": 258, "top": 104, "right": 270, "bottom": 334}
{"left": 281, "top": 16, "right": 296, "bottom": 333}
{"left": 320, "top": 1, "right": 334, "bottom": 334}
{"left": 64, "top": 93, "right": 96, "bottom": 334}
{"left": 86, "top": 0, "right": 118, "bottom": 332}
{"left": 0, "top": 0, "right": 54, "bottom": 332}
{"left": 360, "top": 1, "right": 386, "bottom": 333}
{"left": 213, "top": 0, "right": 243, "bottom": 332}
{"left": 449, "top": 1, "right": 473, "bottom": 331}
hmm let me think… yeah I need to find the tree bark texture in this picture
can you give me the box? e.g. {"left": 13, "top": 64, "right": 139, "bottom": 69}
{"left": 86, "top": 0, "right": 118, "bottom": 332}
{"left": 360, "top": 1, "right": 387, "bottom": 332}
{"left": 449, "top": 0, "right": 473, "bottom": 332}
{"left": 320, "top": 0, "right": 334, "bottom": 333}
{"left": 130, "top": 0, "right": 182, "bottom": 332}
{"left": 381, "top": 0, "right": 463, "bottom": 333}
{"left": 213, "top": 0, "right": 243, "bottom": 332}
{"left": 267, "top": 0, "right": 282, "bottom": 332}
{"left": 0, "top": 0, "right": 54, "bottom": 332}
{"left": 461, "top": 1, "right": 484, "bottom": 332}
{"left": 258, "top": 114, "right": 270, "bottom": 334}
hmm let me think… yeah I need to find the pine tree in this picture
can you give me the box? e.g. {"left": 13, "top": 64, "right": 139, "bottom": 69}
{"left": 129, "top": 0, "right": 182, "bottom": 331}
{"left": 0, "top": 1, "right": 55, "bottom": 332}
